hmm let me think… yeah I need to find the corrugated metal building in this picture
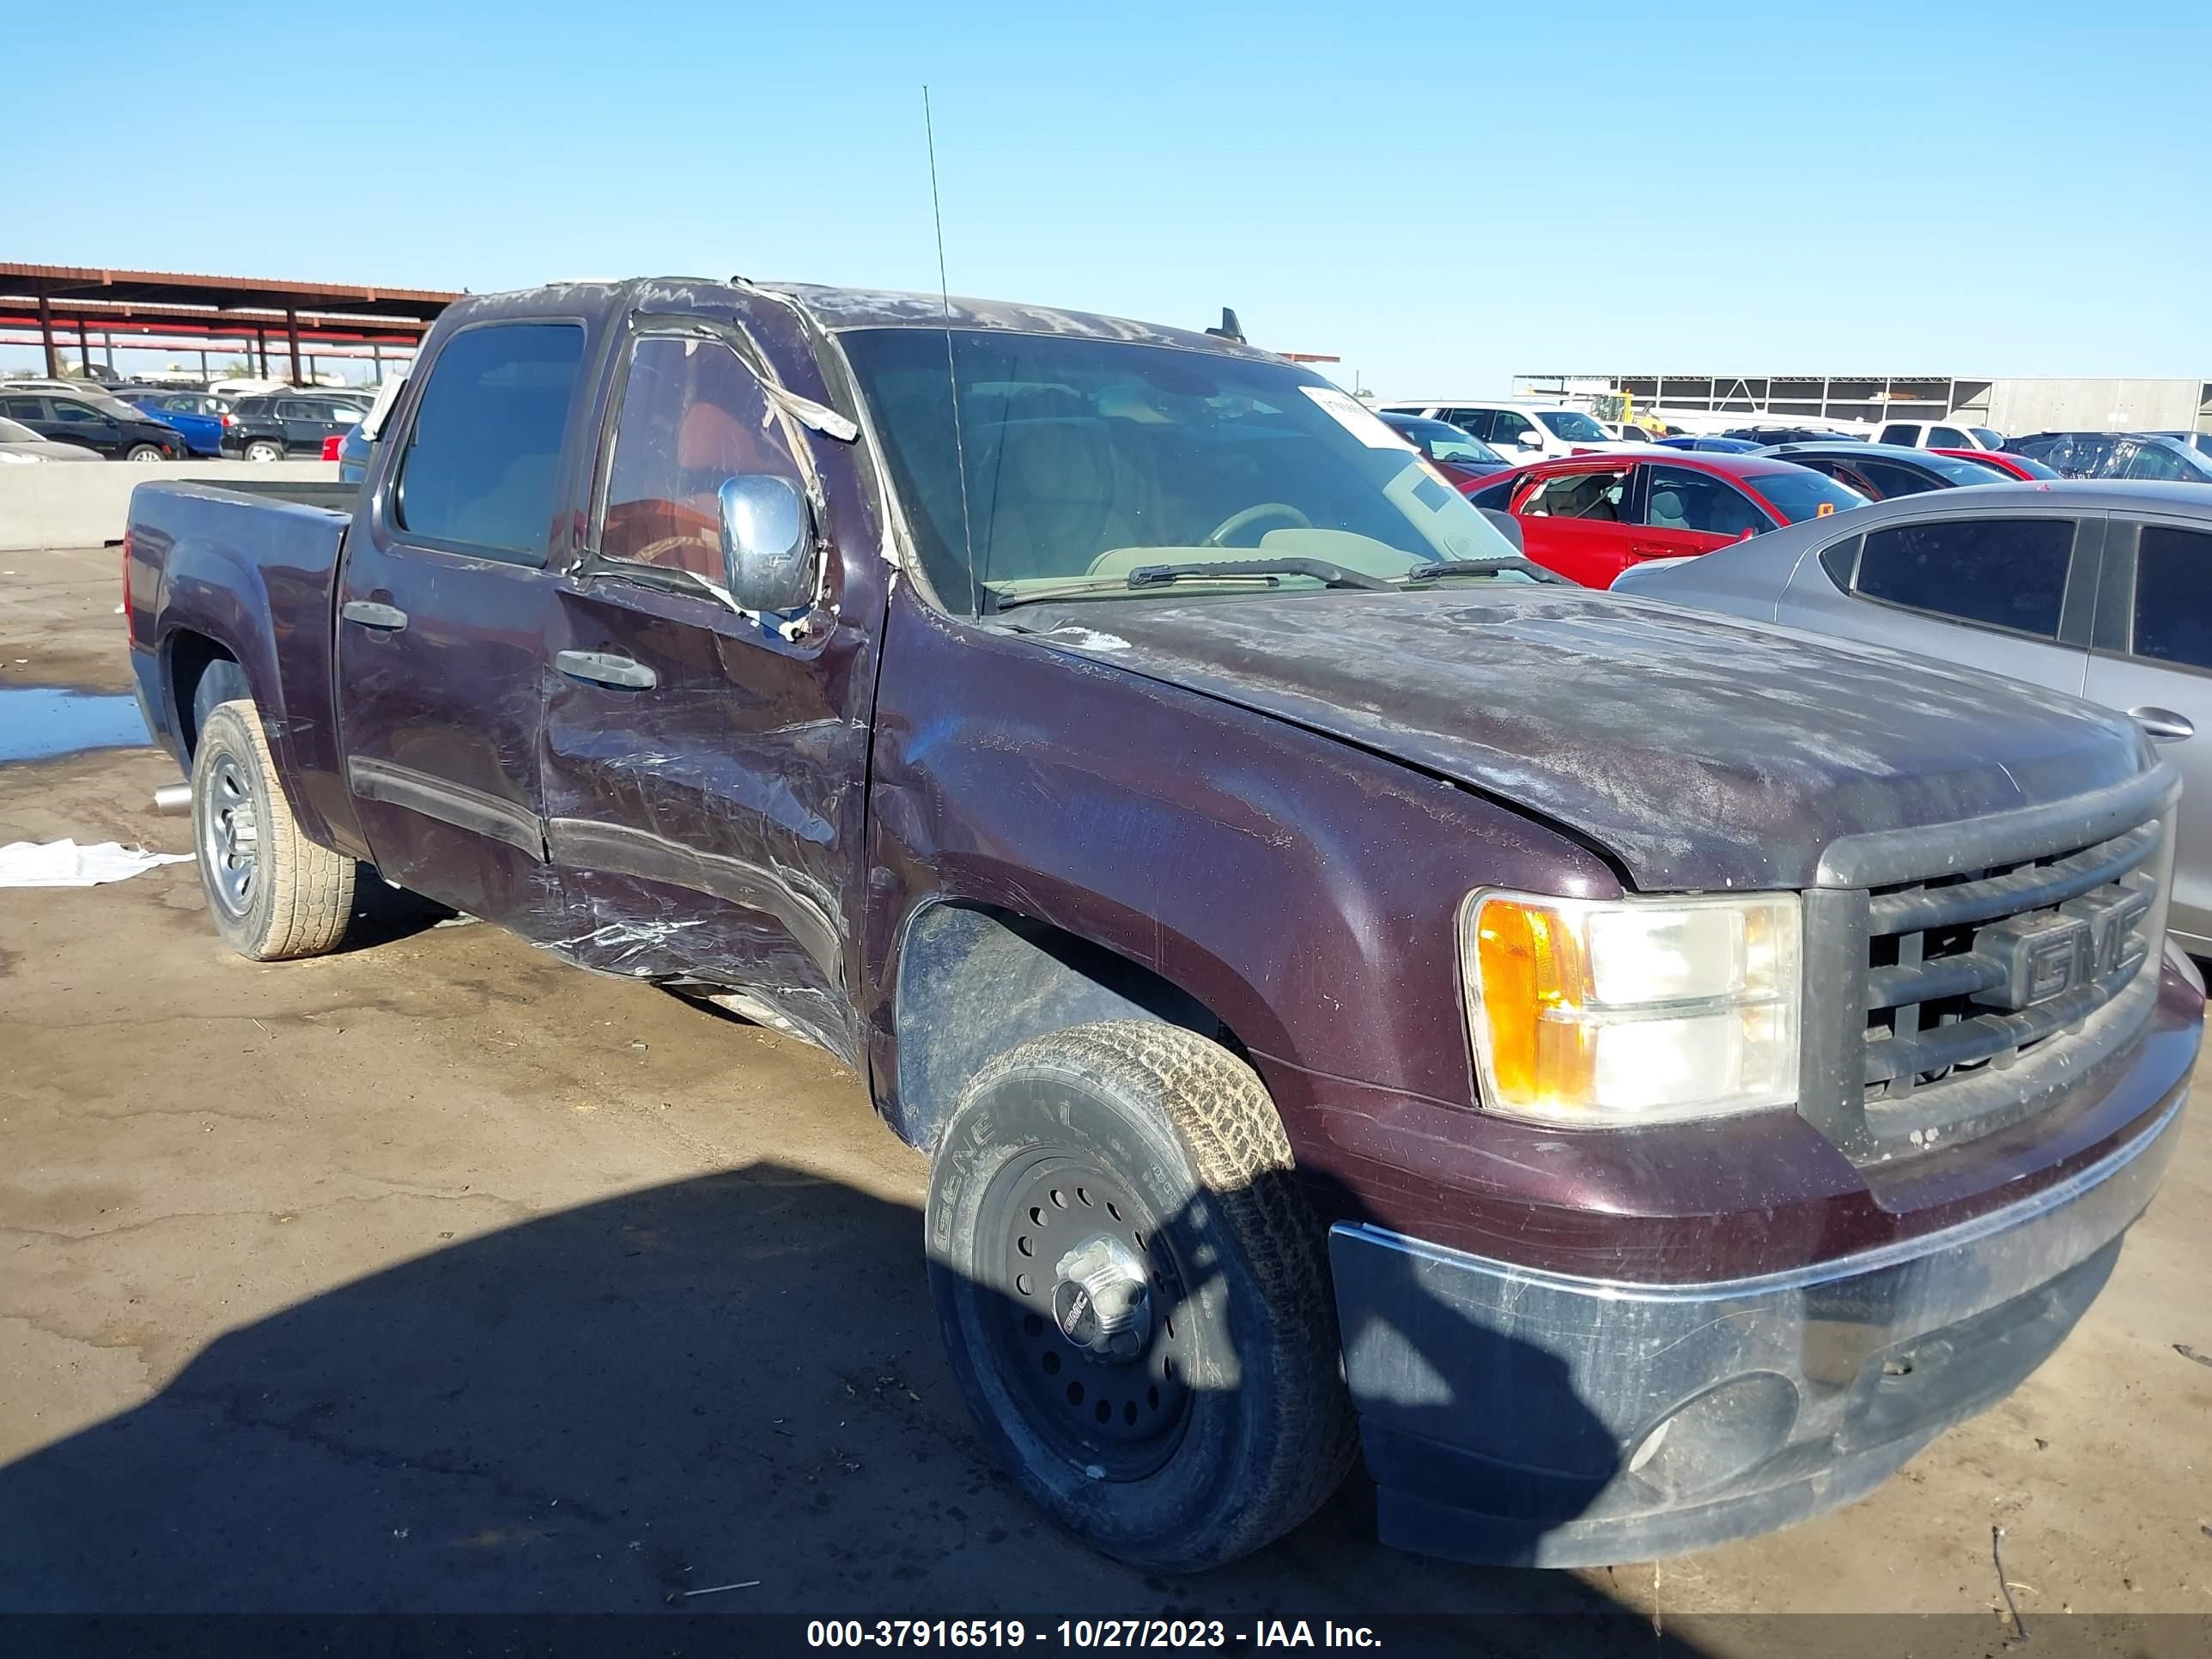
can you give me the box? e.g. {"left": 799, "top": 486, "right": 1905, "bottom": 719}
{"left": 1514, "top": 373, "right": 2212, "bottom": 436}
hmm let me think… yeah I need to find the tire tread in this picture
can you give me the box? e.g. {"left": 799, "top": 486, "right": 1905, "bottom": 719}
{"left": 197, "top": 700, "right": 353, "bottom": 960}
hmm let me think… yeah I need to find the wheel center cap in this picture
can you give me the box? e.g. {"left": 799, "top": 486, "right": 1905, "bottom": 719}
{"left": 1051, "top": 1235, "right": 1152, "bottom": 1364}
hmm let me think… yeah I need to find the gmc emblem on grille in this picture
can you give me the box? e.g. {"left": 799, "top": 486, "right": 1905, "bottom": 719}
{"left": 1972, "top": 881, "right": 2153, "bottom": 1013}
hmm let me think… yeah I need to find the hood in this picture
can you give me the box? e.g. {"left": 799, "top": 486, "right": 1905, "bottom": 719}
{"left": 1009, "top": 589, "right": 2147, "bottom": 893}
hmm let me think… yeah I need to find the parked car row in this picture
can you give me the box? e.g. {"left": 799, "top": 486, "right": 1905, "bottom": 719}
{"left": 1613, "top": 479, "right": 2210, "bottom": 952}
{"left": 0, "top": 379, "right": 372, "bottom": 462}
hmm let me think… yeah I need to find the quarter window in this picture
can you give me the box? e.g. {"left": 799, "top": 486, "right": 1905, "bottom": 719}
{"left": 393, "top": 322, "right": 583, "bottom": 556}
{"left": 599, "top": 334, "right": 805, "bottom": 580}
{"left": 2132, "top": 525, "right": 2212, "bottom": 670}
{"left": 1855, "top": 518, "right": 2075, "bottom": 638}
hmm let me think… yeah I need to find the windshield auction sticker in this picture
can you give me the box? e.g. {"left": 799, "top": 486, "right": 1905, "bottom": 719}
{"left": 1300, "top": 386, "right": 1413, "bottom": 449}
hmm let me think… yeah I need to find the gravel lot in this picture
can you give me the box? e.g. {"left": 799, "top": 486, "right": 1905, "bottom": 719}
{"left": 3, "top": 545, "right": 2207, "bottom": 1650}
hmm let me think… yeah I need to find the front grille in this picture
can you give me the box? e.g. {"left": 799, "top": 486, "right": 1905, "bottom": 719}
{"left": 1798, "top": 766, "right": 2179, "bottom": 1162}
{"left": 1863, "top": 820, "right": 2162, "bottom": 1098}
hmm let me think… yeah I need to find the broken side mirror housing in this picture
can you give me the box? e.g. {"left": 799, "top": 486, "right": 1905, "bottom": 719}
{"left": 718, "top": 474, "right": 815, "bottom": 614}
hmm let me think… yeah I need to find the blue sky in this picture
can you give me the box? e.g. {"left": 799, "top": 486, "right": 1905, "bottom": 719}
{"left": 9, "top": 0, "right": 2208, "bottom": 395}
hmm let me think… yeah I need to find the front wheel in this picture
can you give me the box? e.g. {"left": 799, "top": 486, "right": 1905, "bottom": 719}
{"left": 927, "top": 1021, "right": 1354, "bottom": 1573}
{"left": 243, "top": 440, "right": 282, "bottom": 462}
{"left": 191, "top": 700, "right": 355, "bottom": 960}
{"left": 125, "top": 443, "right": 166, "bottom": 462}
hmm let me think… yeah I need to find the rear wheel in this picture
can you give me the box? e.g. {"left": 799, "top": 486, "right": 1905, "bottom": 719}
{"left": 927, "top": 1020, "right": 1354, "bottom": 1572}
{"left": 191, "top": 700, "right": 354, "bottom": 960}
{"left": 125, "top": 443, "right": 165, "bottom": 462}
{"left": 243, "top": 440, "right": 282, "bottom": 462}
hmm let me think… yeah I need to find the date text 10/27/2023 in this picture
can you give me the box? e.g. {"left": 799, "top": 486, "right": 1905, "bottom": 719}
{"left": 806, "top": 1620, "right": 1382, "bottom": 1649}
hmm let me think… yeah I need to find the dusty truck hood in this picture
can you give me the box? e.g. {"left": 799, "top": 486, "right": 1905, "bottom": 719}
{"left": 1007, "top": 589, "right": 2148, "bottom": 892}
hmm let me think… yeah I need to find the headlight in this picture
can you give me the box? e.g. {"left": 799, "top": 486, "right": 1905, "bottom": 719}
{"left": 0, "top": 451, "right": 42, "bottom": 465}
{"left": 1461, "top": 889, "right": 1801, "bottom": 1126}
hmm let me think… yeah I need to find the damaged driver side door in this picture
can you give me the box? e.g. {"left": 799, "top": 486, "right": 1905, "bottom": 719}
{"left": 540, "top": 321, "right": 864, "bottom": 1061}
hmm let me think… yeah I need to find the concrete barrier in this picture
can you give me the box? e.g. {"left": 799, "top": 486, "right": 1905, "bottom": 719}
{"left": 0, "top": 461, "right": 340, "bottom": 552}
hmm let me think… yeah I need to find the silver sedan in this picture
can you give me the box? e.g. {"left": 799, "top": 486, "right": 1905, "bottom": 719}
{"left": 1614, "top": 480, "right": 2210, "bottom": 953}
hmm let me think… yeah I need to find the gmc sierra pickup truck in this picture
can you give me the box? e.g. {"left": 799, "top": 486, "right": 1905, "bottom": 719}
{"left": 125, "top": 277, "right": 2200, "bottom": 1574}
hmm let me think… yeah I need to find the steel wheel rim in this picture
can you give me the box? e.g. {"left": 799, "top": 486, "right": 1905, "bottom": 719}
{"left": 981, "top": 1150, "right": 1195, "bottom": 1480}
{"left": 196, "top": 754, "right": 259, "bottom": 916}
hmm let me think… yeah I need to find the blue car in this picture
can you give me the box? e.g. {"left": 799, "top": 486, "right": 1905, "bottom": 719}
{"left": 120, "top": 390, "right": 231, "bottom": 458}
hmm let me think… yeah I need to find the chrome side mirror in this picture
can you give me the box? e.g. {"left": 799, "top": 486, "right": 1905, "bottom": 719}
{"left": 717, "top": 474, "right": 815, "bottom": 614}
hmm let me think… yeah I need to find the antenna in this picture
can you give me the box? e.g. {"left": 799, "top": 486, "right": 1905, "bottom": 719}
{"left": 924, "top": 85, "right": 980, "bottom": 617}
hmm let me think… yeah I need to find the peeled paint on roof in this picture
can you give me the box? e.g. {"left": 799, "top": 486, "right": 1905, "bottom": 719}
{"left": 1006, "top": 587, "right": 2147, "bottom": 893}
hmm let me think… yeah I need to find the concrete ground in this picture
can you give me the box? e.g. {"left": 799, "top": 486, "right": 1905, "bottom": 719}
{"left": 3, "top": 546, "right": 2209, "bottom": 1649}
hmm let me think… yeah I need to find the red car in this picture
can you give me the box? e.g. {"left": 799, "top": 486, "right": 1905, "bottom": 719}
{"left": 1931, "top": 447, "right": 2062, "bottom": 481}
{"left": 1466, "top": 450, "right": 1869, "bottom": 587}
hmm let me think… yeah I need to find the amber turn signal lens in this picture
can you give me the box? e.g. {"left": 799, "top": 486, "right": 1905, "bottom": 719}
{"left": 1474, "top": 898, "right": 1588, "bottom": 1107}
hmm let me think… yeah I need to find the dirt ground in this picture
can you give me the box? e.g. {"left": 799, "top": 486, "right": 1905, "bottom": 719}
{"left": 3, "top": 545, "right": 2209, "bottom": 1648}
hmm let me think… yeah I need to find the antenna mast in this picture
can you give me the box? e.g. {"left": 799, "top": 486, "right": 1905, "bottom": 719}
{"left": 924, "top": 85, "right": 979, "bottom": 616}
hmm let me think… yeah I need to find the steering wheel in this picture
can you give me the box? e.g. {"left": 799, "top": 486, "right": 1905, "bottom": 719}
{"left": 1203, "top": 501, "right": 1311, "bottom": 547}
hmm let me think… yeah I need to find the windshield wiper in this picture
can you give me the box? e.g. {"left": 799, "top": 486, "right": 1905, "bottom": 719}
{"left": 993, "top": 556, "right": 1396, "bottom": 611}
{"left": 1401, "top": 557, "right": 1562, "bottom": 584}
{"left": 1123, "top": 557, "right": 1395, "bottom": 592}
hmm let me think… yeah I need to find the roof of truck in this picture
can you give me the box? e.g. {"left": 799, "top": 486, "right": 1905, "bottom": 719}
{"left": 448, "top": 276, "right": 1279, "bottom": 362}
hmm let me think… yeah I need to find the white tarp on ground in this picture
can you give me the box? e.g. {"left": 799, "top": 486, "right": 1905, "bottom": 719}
{"left": 0, "top": 838, "right": 191, "bottom": 888}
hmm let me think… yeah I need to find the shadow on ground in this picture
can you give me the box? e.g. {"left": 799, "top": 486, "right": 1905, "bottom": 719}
{"left": 0, "top": 1159, "right": 1697, "bottom": 1654}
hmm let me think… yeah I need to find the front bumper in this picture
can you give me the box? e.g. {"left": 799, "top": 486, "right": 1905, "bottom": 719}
{"left": 1328, "top": 1070, "right": 2187, "bottom": 1567}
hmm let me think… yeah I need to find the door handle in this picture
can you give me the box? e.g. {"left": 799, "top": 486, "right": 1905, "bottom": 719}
{"left": 341, "top": 600, "right": 408, "bottom": 630}
{"left": 555, "top": 649, "right": 658, "bottom": 690}
{"left": 2129, "top": 706, "right": 2194, "bottom": 743}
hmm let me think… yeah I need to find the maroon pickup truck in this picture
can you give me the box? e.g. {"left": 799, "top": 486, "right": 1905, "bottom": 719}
{"left": 125, "top": 278, "right": 2200, "bottom": 1574}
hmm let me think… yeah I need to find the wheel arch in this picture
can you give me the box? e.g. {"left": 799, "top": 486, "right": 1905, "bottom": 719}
{"left": 885, "top": 898, "right": 1264, "bottom": 1156}
{"left": 166, "top": 628, "right": 243, "bottom": 757}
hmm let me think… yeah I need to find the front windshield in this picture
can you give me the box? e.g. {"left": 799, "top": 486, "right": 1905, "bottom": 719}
{"left": 1535, "top": 409, "right": 1609, "bottom": 442}
{"left": 1741, "top": 467, "right": 1869, "bottom": 520}
{"left": 842, "top": 328, "right": 1522, "bottom": 613}
{"left": 0, "top": 416, "right": 39, "bottom": 442}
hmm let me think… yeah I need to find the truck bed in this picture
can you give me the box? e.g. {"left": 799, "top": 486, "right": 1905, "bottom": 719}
{"left": 178, "top": 476, "right": 361, "bottom": 515}
{"left": 125, "top": 479, "right": 356, "bottom": 820}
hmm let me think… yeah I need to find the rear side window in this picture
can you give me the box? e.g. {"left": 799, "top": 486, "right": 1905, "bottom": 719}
{"left": 2132, "top": 525, "right": 2212, "bottom": 670}
{"left": 1876, "top": 423, "right": 1917, "bottom": 446}
{"left": 1855, "top": 517, "right": 2075, "bottom": 638}
{"left": 394, "top": 323, "right": 583, "bottom": 556}
{"left": 1643, "top": 465, "right": 1773, "bottom": 536}
{"left": 2123, "top": 442, "right": 2190, "bottom": 482}
{"left": 598, "top": 334, "right": 804, "bottom": 581}
{"left": 1850, "top": 459, "right": 1944, "bottom": 499}
{"left": 1444, "top": 408, "right": 1493, "bottom": 441}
